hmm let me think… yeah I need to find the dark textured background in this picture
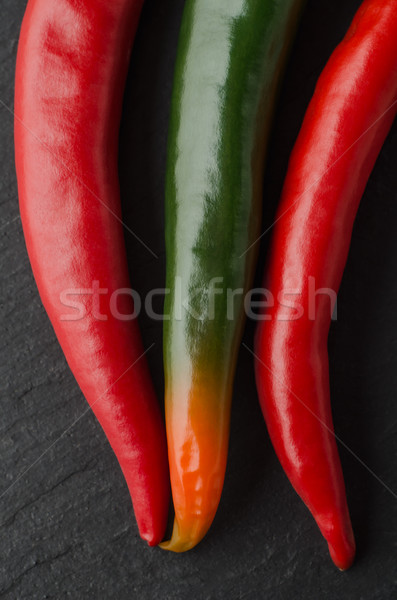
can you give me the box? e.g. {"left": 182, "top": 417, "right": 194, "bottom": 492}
{"left": 1, "top": 0, "right": 397, "bottom": 598}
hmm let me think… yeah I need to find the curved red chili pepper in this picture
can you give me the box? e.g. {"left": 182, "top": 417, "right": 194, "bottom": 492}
{"left": 254, "top": 0, "right": 397, "bottom": 570}
{"left": 14, "top": 0, "right": 169, "bottom": 545}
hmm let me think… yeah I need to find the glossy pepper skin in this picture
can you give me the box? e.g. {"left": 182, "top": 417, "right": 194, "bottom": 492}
{"left": 160, "top": 0, "right": 306, "bottom": 552}
{"left": 254, "top": 0, "right": 397, "bottom": 570}
{"left": 14, "top": 0, "right": 169, "bottom": 545}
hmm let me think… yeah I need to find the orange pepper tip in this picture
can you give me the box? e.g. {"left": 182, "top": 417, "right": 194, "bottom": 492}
{"left": 158, "top": 517, "right": 210, "bottom": 553}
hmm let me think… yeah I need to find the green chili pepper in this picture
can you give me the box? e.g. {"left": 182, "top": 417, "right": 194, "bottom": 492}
{"left": 160, "top": 0, "right": 306, "bottom": 552}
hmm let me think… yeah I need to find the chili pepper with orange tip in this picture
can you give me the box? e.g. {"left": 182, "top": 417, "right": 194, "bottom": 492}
{"left": 160, "top": 0, "right": 306, "bottom": 552}
{"left": 14, "top": 0, "right": 169, "bottom": 545}
{"left": 254, "top": 0, "right": 397, "bottom": 570}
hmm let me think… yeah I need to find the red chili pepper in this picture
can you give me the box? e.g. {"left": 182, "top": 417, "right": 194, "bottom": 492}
{"left": 254, "top": 0, "right": 397, "bottom": 570}
{"left": 14, "top": 0, "right": 169, "bottom": 545}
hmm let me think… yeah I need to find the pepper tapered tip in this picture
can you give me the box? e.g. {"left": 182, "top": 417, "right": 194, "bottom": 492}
{"left": 158, "top": 516, "right": 212, "bottom": 553}
{"left": 327, "top": 535, "right": 356, "bottom": 570}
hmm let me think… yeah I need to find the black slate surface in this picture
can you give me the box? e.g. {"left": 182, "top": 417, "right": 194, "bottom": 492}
{"left": 1, "top": 1, "right": 397, "bottom": 598}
